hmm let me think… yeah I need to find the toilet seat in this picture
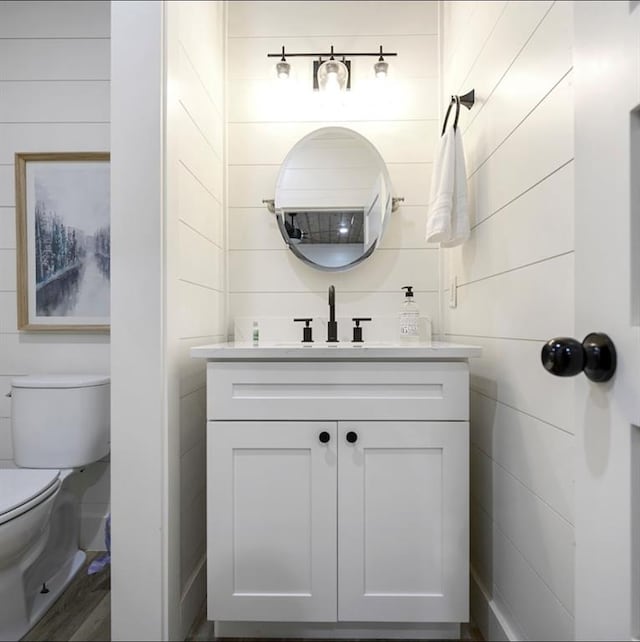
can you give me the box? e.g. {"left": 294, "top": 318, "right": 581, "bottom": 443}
{"left": 0, "top": 469, "right": 61, "bottom": 526}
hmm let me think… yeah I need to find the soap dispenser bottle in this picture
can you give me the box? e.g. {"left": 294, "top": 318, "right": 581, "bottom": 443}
{"left": 399, "top": 286, "right": 420, "bottom": 343}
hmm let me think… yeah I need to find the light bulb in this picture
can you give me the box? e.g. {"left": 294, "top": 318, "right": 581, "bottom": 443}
{"left": 339, "top": 225, "right": 349, "bottom": 235}
{"left": 317, "top": 59, "right": 348, "bottom": 93}
{"left": 374, "top": 60, "right": 388, "bottom": 79}
{"left": 276, "top": 61, "right": 290, "bottom": 80}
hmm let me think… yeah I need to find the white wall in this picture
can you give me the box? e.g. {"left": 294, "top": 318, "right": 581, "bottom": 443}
{"left": 166, "top": 0, "right": 226, "bottom": 636}
{"left": 440, "top": 2, "right": 574, "bottom": 640}
{"left": 227, "top": 1, "right": 440, "bottom": 332}
{"left": 0, "top": 0, "right": 111, "bottom": 550}
{"left": 111, "top": 1, "right": 226, "bottom": 639}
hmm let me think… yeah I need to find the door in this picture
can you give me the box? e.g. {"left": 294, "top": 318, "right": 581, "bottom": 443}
{"left": 574, "top": 3, "right": 640, "bottom": 639}
{"left": 337, "top": 421, "right": 468, "bottom": 622}
{"left": 207, "top": 421, "right": 337, "bottom": 622}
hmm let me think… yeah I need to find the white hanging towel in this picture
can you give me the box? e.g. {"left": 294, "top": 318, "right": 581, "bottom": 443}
{"left": 425, "top": 125, "right": 469, "bottom": 247}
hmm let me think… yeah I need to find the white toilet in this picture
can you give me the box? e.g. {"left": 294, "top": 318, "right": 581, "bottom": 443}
{"left": 0, "top": 374, "right": 110, "bottom": 642}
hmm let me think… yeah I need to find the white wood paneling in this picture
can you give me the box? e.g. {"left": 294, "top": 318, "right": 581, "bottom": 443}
{"left": 443, "top": 0, "right": 507, "bottom": 96}
{"left": 229, "top": 121, "right": 438, "bottom": 166}
{"left": 0, "top": 166, "right": 15, "bottom": 205}
{"left": 0, "top": 377, "right": 13, "bottom": 417}
{"left": 178, "top": 222, "right": 224, "bottom": 291}
{"left": 0, "top": 210, "right": 15, "bottom": 249}
{"left": 0, "top": 123, "right": 109, "bottom": 163}
{"left": 178, "top": 44, "right": 223, "bottom": 152}
{"left": 0, "top": 324, "right": 110, "bottom": 376}
{"left": 467, "top": 73, "right": 573, "bottom": 228}
{"left": 0, "top": 249, "right": 16, "bottom": 291}
{"left": 229, "top": 248, "right": 438, "bottom": 294}
{"left": 442, "top": 1, "right": 575, "bottom": 639}
{"left": 227, "top": 1, "right": 437, "bottom": 38}
{"left": 471, "top": 445, "right": 574, "bottom": 612}
{"left": 229, "top": 291, "right": 440, "bottom": 335}
{"left": 471, "top": 503, "right": 574, "bottom": 641}
{"left": 0, "top": 39, "right": 110, "bottom": 81}
{"left": 448, "top": 333, "right": 575, "bottom": 434}
{"left": 463, "top": 2, "right": 572, "bottom": 175}
{"left": 178, "top": 279, "right": 224, "bottom": 340}
{"left": 0, "top": 81, "right": 110, "bottom": 122}
{"left": 0, "top": 418, "right": 13, "bottom": 461}
{"left": 178, "top": 0, "right": 224, "bottom": 105}
{"left": 0, "top": 292, "right": 17, "bottom": 332}
{"left": 446, "top": 2, "right": 553, "bottom": 116}
{"left": 178, "top": 163, "right": 222, "bottom": 246}
{"left": 446, "top": 253, "right": 574, "bottom": 340}
{"left": 0, "top": 1, "right": 110, "bottom": 38}
{"left": 167, "top": 5, "right": 226, "bottom": 630}
{"left": 471, "top": 390, "right": 574, "bottom": 522}
{"left": 179, "top": 107, "right": 223, "bottom": 199}
{"left": 449, "top": 162, "right": 574, "bottom": 286}
{"left": 180, "top": 386, "right": 206, "bottom": 457}
{"left": 228, "top": 78, "right": 439, "bottom": 123}
{"left": 180, "top": 488, "right": 206, "bottom": 590}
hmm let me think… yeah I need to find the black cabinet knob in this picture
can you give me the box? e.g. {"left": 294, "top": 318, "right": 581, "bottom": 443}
{"left": 541, "top": 332, "right": 616, "bottom": 382}
{"left": 346, "top": 431, "right": 358, "bottom": 443}
{"left": 319, "top": 431, "right": 331, "bottom": 443}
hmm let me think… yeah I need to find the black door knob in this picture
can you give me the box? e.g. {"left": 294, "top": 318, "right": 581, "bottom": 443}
{"left": 318, "top": 431, "right": 331, "bottom": 443}
{"left": 346, "top": 431, "right": 358, "bottom": 443}
{"left": 541, "top": 332, "right": 616, "bottom": 382}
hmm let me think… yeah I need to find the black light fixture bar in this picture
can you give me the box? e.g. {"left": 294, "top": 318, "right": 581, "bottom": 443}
{"left": 267, "top": 47, "right": 397, "bottom": 59}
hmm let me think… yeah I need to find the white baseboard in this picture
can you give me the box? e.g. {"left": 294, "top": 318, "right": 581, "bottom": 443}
{"left": 470, "top": 567, "right": 518, "bottom": 642}
{"left": 214, "top": 622, "right": 460, "bottom": 639}
{"left": 180, "top": 555, "right": 207, "bottom": 640}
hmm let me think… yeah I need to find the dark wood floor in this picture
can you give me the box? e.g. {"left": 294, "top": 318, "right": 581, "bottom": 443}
{"left": 21, "top": 557, "right": 482, "bottom": 642}
{"left": 21, "top": 551, "right": 110, "bottom": 642}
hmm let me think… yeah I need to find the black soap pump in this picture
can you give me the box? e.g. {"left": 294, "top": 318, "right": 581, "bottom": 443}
{"left": 399, "top": 286, "right": 420, "bottom": 342}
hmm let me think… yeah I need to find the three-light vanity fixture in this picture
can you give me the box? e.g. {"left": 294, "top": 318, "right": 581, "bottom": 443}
{"left": 268, "top": 45, "right": 397, "bottom": 91}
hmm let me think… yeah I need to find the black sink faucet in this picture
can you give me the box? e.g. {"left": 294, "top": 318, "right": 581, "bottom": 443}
{"left": 327, "top": 285, "right": 338, "bottom": 342}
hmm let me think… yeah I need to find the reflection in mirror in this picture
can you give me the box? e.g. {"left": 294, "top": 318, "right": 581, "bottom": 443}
{"left": 274, "top": 127, "right": 393, "bottom": 271}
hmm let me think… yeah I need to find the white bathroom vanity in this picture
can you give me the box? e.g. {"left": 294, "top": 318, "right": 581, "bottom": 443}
{"left": 191, "top": 342, "right": 480, "bottom": 639}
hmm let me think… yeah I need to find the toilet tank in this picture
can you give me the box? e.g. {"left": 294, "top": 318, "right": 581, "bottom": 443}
{"left": 11, "top": 374, "right": 110, "bottom": 468}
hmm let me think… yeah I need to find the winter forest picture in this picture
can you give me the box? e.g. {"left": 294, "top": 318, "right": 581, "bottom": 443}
{"left": 16, "top": 153, "right": 110, "bottom": 330}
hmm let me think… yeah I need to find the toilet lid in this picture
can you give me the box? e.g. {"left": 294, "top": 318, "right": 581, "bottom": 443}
{"left": 0, "top": 469, "right": 60, "bottom": 524}
{"left": 11, "top": 374, "right": 109, "bottom": 388}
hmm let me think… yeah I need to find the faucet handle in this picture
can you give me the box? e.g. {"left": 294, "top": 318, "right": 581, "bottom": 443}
{"left": 294, "top": 318, "right": 314, "bottom": 343}
{"left": 351, "top": 317, "right": 372, "bottom": 343}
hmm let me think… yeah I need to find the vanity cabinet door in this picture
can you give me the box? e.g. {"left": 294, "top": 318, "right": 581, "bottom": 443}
{"left": 207, "top": 421, "right": 337, "bottom": 622}
{"left": 337, "top": 421, "right": 469, "bottom": 623}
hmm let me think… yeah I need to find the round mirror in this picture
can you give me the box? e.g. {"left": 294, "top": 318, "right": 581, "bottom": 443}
{"left": 274, "top": 127, "right": 393, "bottom": 271}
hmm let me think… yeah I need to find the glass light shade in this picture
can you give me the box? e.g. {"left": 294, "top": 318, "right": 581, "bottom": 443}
{"left": 276, "top": 61, "right": 291, "bottom": 79}
{"left": 374, "top": 60, "right": 389, "bottom": 78}
{"left": 317, "top": 59, "right": 348, "bottom": 92}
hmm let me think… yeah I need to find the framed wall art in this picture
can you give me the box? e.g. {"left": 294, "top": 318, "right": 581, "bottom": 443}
{"left": 15, "top": 152, "right": 110, "bottom": 331}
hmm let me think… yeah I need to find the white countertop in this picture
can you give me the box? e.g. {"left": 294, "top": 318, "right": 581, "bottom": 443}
{"left": 191, "top": 341, "right": 481, "bottom": 361}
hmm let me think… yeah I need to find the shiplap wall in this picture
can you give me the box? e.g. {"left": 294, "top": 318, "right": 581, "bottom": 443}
{"left": 227, "top": 1, "right": 439, "bottom": 330}
{"left": 441, "top": 2, "right": 574, "bottom": 639}
{"left": 0, "top": 0, "right": 110, "bottom": 550}
{"left": 166, "top": 1, "right": 226, "bottom": 635}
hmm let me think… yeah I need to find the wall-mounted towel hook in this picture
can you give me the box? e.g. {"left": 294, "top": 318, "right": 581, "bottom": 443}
{"left": 441, "top": 89, "right": 475, "bottom": 136}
